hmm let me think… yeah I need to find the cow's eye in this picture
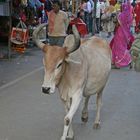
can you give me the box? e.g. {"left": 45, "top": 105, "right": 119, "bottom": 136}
{"left": 57, "top": 62, "right": 62, "bottom": 68}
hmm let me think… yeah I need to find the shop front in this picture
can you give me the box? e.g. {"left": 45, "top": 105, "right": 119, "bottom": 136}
{"left": 0, "top": 0, "right": 11, "bottom": 59}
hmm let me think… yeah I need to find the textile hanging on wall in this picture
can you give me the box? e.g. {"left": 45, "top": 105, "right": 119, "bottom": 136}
{"left": 11, "top": 20, "right": 28, "bottom": 45}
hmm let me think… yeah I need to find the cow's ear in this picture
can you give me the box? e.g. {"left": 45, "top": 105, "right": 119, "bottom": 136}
{"left": 63, "top": 25, "right": 80, "bottom": 54}
{"left": 63, "top": 34, "right": 75, "bottom": 52}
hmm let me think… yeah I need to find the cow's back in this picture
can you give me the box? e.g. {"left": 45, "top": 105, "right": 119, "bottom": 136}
{"left": 61, "top": 36, "right": 112, "bottom": 98}
{"left": 81, "top": 36, "right": 112, "bottom": 96}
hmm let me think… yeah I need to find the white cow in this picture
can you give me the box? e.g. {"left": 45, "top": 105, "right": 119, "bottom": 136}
{"left": 33, "top": 23, "right": 112, "bottom": 140}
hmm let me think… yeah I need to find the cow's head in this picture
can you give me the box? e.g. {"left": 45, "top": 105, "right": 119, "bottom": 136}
{"left": 33, "top": 23, "right": 80, "bottom": 94}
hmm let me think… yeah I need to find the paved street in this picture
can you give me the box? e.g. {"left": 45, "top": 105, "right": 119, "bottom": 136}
{"left": 0, "top": 54, "right": 140, "bottom": 140}
{"left": 0, "top": 33, "right": 140, "bottom": 140}
{"left": 0, "top": 47, "right": 43, "bottom": 87}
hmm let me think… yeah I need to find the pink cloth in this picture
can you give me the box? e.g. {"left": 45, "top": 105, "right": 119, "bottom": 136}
{"left": 48, "top": 10, "right": 56, "bottom": 33}
{"left": 110, "top": 2, "right": 134, "bottom": 68}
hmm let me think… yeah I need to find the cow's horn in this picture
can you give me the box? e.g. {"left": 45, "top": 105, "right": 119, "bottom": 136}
{"left": 63, "top": 25, "right": 80, "bottom": 54}
{"left": 33, "top": 23, "right": 47, "bottom": 49}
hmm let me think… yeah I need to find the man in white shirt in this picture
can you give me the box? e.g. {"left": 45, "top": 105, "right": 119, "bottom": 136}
{"left": 48, "top": 0, "right": 69, "bottom": 46}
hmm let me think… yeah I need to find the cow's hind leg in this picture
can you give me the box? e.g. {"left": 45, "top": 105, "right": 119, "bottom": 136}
{"left": 81, "top": 96, "right": 90, "bottom": 123}
{"left": 93, "top": 90, "right": 103, "bottom": 129}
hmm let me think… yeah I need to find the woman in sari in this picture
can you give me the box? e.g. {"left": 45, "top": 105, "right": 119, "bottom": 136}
{"left": 134, "top": 0, "right": 140, "bottom": 33}
{"left": 110, "top": 1, "right": 134, "bottom": 68}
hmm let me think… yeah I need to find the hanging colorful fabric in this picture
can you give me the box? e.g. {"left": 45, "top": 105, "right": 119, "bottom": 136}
{"left": 11, "top": 19, "right": 28, "bottom": 45}
{"left": 11, "top": 28, "right": 28, "bottom": 45}
{"left": 10, "top": 19, "right": 28, "bottom": 53}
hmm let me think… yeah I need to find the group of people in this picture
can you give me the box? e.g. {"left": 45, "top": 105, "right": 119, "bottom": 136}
{"left": 78, "top": 0, "right": 110, "bottom": 35}
{"left": 110, "top": 0, "right": 135, "bottom": 69}
{"left": 46, "top": 0, "right": 120, "bottom": 38}
{"left": 109, "top": 0, "right": 140, "bottom": 70}
{"left": 43, "top": 0, "right": 140, "bottom": 71}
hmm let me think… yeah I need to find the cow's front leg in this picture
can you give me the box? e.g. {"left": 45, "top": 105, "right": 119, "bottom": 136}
{"left": 61, "top": 90, "right": 82, "bottom": 140}
{"left": 62, "top": 101, "right": 74, "bottom": 140}
{"left": 66, "top": 124, "right": 74, "bottom": 140}
{"left": 60, "top": 122, "right": 74, "bottom": 140}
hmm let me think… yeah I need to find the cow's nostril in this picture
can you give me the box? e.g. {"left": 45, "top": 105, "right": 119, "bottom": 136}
{"left": 42, "top": 87, "right": 50, "bottom": 94}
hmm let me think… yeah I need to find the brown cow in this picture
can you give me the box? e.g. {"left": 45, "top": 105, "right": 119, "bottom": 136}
{"left": 33, "top": 23, "right": 112, "bottom": 140}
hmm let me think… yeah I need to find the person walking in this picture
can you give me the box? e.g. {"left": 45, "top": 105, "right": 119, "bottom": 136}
{"left": 101, "top": 0, "right": 115, "bottom": 38}
{"left": 84, "top": 0, "right": 93, "bottom": 34}
{"left": 79, "top": 0, "right": 87, "bottom": 21}
{"left": 47, "top": 0, "right": 69, "bottom": 46}
{"left": 95, "top": 0, "right": 101, "bottom": 33}
{"left": 134, "top": 0, "right": 140, "bottom": 33}
{"left": 110, "top": 1, "right": 134, "bottom": 68}
{"left": 130, "top": 25, "right": 140, "bottom": 71}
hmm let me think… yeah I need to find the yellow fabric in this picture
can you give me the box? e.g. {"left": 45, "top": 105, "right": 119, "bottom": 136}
{"left": 114, "top": 3, "right": 121, "bottom": 12}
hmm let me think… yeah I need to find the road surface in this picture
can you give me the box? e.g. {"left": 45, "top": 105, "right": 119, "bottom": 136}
{"left": 0, "top": 66, "right": 140, "bottom": 140}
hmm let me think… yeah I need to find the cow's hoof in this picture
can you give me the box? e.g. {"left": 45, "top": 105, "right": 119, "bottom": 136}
{"left": 81, "top": 112, "right": 88, "bottom": 123}
{"left": 66, "top": 136, "right": 74, "bottom": 140}
{"left": 81, "top": 116, "right": 88, "bottom": 123}
{"left": 93, "top": 122, "right": 101, "bottom": 129}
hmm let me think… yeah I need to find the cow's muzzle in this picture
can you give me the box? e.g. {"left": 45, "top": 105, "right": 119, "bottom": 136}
{"left": 42, "top": 87, "right": 50, "bottom": 94}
